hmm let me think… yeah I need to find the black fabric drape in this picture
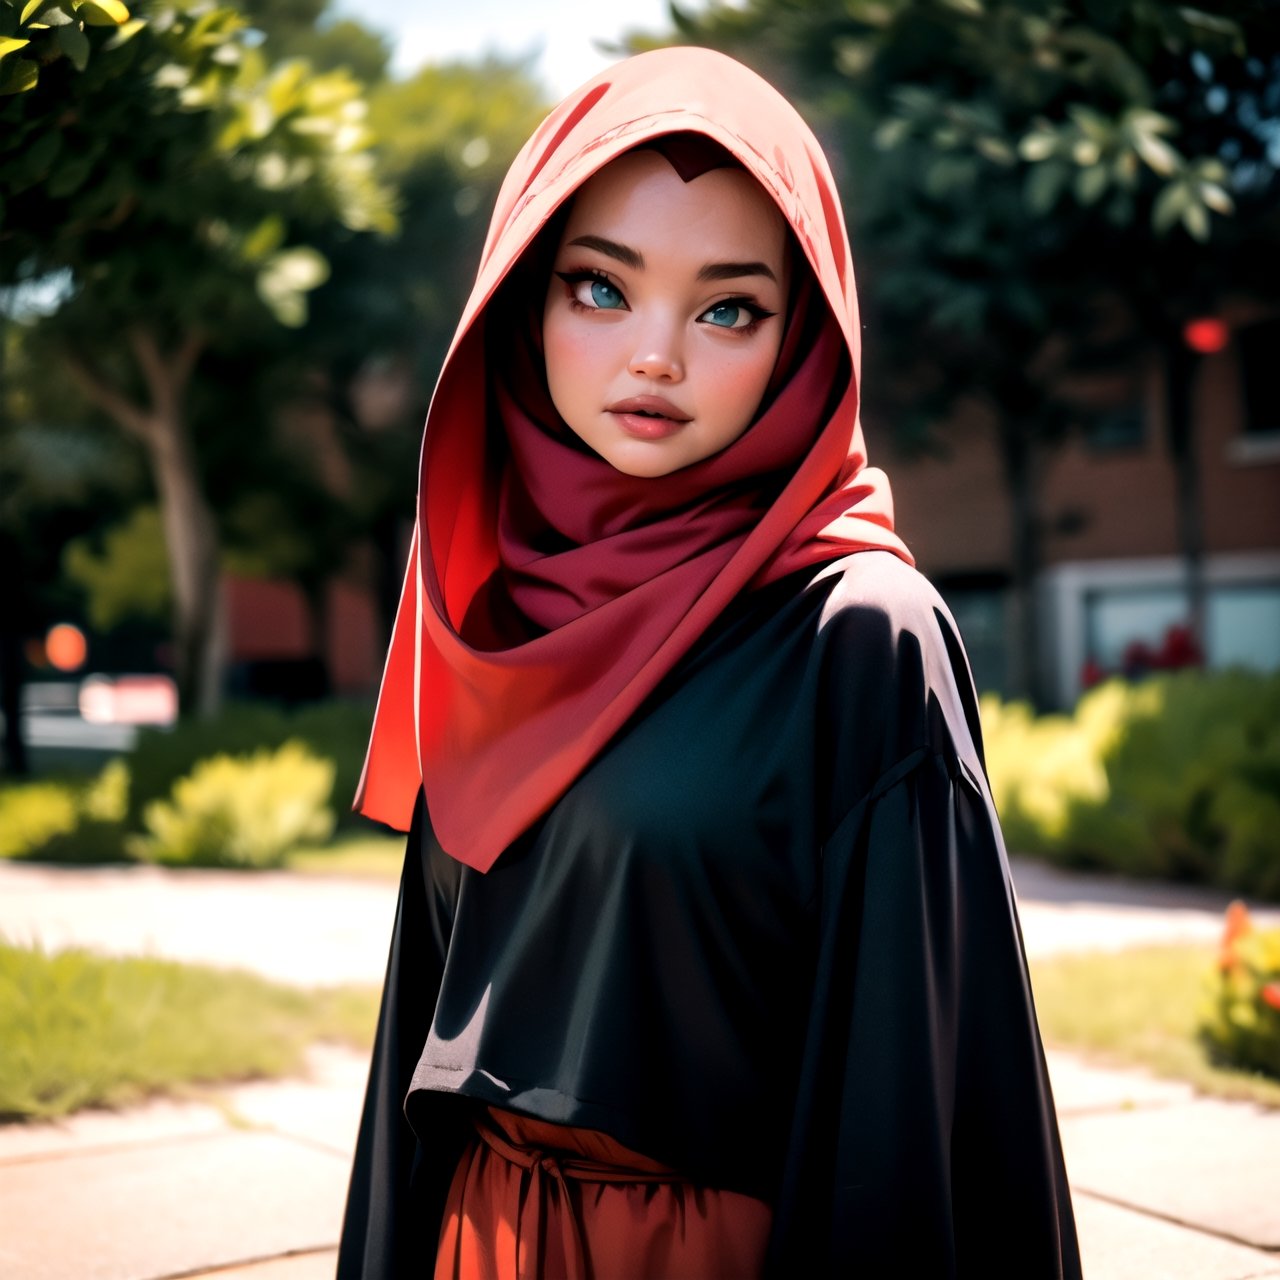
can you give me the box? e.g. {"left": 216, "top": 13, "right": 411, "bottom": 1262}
{"left": 336, "top": 796, "right": 469, "bottom": 1277}
{"left": 338, "top": 552, "right": 1081, "bottom": 1278}
{"left": 768, "top": 750, "right": 1080, "bottom": 1276}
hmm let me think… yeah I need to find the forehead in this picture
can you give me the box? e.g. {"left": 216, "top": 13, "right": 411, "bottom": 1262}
{"left": 557, "top": 150, "right": 789, "bottom": 266}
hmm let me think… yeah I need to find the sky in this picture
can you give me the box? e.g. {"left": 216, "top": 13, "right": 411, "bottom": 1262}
{"left": 330, "top": 0, "right": 692, "bottom": 96}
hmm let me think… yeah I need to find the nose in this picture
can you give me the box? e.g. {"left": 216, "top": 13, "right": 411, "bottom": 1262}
{"left": 627, "top": 316, "right": 684, "bottom": 383}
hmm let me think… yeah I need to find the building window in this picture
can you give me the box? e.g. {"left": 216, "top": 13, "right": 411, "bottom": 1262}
{"left": 1209, "top": 584, "right": 1280, "bottom": 672}
{"left": 1083, "top": 581, "right": 1280, "bottom": 676}
{"left": 938, "top": 575, "right": 1009, "bottom": 696}
{"left": 1084, "top": 587, "right": 1190, "bottom": 675}
{"left": 1084, "top": 402, "right": 1145, "bottom": 451}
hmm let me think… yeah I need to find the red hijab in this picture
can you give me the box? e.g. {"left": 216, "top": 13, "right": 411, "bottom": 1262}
{"left": 354, "top": 47, "right": 913, "bottom": 871}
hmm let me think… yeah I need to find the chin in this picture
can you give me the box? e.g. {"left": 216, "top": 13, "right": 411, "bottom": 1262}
{"left": 601, "top": 442, "right": 700, "bottom": 479}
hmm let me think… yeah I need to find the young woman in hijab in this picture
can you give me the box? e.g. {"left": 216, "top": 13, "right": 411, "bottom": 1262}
{"left": 338, "top": 46, "right": 1081, "bottom": 1280}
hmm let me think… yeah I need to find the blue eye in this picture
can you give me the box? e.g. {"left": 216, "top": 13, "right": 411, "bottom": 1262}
{"left": 590, "top": 279, "right": 624, "bottom": 309}
{"left": 703, "top": 302, "right": 744, "bottom": 328}
{"left": 556, "top": 270, "right": 628, "bottom": 311}
{"left": 700, "top": 298, "right": 774, "bottom": 330}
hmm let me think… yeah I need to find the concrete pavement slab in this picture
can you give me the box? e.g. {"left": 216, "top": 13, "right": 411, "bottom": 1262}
{"left": 1073, "top": 1193, "right": 1280, "bottom": 1280}
{"left": 0, "top": 862, "right": 397, "bottom": 986}
{"left": 0, "top": 1096, "right": 228, "bottom": 1164}
{"left": 0, "top": 1129, "right": 348, "bottom": 1280}
{"left": 184, "top": 1248, "right": 338, "bottom": 1279}
{"left": 1062, "top": 1097, "right": 1280, "bottom": 1250}
{"left": 1045, "top": 1048, "right": 1196, "bottom": 1116}
{"left": 1011, "top": 857, "right": 1280, "bottom": 959}
{"left": 220, "top": 1044, "right": 368, "bottom": 1157}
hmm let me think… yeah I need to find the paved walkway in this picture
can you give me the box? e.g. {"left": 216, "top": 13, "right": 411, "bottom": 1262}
{"left": 2, "top": 856, "right": 1278, "bottom": 1279}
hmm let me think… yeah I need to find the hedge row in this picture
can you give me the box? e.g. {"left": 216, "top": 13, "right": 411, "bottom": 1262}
{"left": 0, "top": 700, "right": 373, "bottom": 869}
{"left": 984, "top": 670, "right": 1280, "bottom": 899}
{"left": 4, "top": 672, "right": 1278, "bottom": 886}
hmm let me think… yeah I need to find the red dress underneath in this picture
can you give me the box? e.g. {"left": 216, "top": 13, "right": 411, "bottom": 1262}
{"left": 433, "top": 1107, "right": 773, "bottom": 1280}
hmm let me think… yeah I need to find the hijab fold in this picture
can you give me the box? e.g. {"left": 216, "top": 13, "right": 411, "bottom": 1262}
{"left": 354, "top": 47, "right": 913, "bottom": 872}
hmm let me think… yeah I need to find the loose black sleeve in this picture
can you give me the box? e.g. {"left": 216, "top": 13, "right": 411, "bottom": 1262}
{"left": 336, "top": 795, "right": 470, "bottom": 1279}
{"left": 767, "top": 748, "right": 1082, "bottom": 1278}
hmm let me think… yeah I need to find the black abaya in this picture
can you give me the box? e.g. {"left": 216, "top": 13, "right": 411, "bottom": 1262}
{"left": 338, "top": 551, "right": 1081, "bottom": 1278}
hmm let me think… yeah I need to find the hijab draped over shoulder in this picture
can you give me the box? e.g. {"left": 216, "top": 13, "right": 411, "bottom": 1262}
{"left": 354, "top": 46, "right": 913, "bottom": 872}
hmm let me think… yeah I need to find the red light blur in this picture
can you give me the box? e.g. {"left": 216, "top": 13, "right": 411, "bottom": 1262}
{"left": 45, "top": 623, "right": 88, "bottom": 672}
{"left": 1183, "top": 317, "right": 1229, "bottom": 354}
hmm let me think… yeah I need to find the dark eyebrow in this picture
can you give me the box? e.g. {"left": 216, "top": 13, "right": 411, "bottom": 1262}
{"left": 697, "top": 260, "right": 778, "bottom": 284}
{"left": 566, "top": 235, "right": 644, "bottom": 270}
{"left": 566, "top": 236, "right": 777, "bottom": 286}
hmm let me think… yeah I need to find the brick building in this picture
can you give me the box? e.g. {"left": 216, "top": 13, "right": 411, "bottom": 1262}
{"left": 887, "top": 312, "right": 1280, "bottom": 705}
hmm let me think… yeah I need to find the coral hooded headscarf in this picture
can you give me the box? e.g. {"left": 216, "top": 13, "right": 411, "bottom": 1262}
{"left": 354, "top": 47, "right": 913, "bottom": 871}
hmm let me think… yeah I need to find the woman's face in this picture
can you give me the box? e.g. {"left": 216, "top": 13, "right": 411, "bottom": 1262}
{"left": 542, "top": 149, "right": 791, "bottom": 479}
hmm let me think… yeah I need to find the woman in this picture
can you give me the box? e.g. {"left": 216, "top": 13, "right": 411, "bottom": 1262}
{"left": 339, "top": 46, "right": 1080, "bottom": 1279}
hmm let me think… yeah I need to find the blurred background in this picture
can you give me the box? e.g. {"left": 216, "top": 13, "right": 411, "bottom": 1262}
{"left": 2, "top": 8, "right": 1280, "bottom": 1274}
{"left": 0, "top": 0, "right": 1277, "bottom": 883}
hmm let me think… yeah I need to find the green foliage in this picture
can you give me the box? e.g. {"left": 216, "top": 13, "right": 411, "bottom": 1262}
{"left": 0, "top": 699, "right": 375, "bottom": 864}
{"left": 328, "top": 56, "right": 548, "bottom": 383}
{"left": 367, "top": 56, "right": 545, "bottom": 182}
{"left": 985, "top": 671, "right": 1280, "bottom": 896}
{"left": 1, "top": 0, "right": 397, "bottom": 320}
{"left": 126, "top": 698, "right": 371, "bottom": 832}
{"left": 0, "top": 777, "right": 78, "bottom": 855}
{"left": 0, "top": 939, "right": 378, "bottom": 1119}
{"left": 0, "top": 759, "right": 128, "bottom": 860}
{"left": 1200, "top": 905, "right": 1280, "bottom": 1081}
{"left": 0, "top": 0, "right": 133, "bottom": 98}
{"left": 1031, "top": 943, "right": 1280, "bottom": 1108}
{"left": 128, "top": 739, "right": 335, "bottom": 868}
{"left": 62, "top": 504, "right": 171, "bottom": 629}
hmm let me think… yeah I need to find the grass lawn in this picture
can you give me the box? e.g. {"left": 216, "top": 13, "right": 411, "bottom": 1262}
{"left": 0, "top": 941, "right": 379, "bottom": 1122}
{"left": 1030, "top": 944, "right": 1280, "bottom": 1108}
{"left": 286, "top": 831, "right": 404, "bottom": 879}
{"left": 7, "top": 931, "right": 1278, "bottom": 1124}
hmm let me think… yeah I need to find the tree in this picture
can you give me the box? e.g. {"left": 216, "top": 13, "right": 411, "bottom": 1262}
{"left": 0, "top": 316, "right": 151, "bottom": 773}
{"left": 1, "top": 0, "right": 395, "bottom": 716}
{"left": 630, "top": 0, "right": 1280, "bottom": 702}
{"left": 292, "top": 56, "right": 550, "bottom": 644}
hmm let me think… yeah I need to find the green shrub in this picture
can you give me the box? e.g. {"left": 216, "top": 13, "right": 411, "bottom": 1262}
{"left": 1200, "top": 903, "right": 1280, "bottom": 1079}
{"left": 128, "top": 699, "right": 372, "bottom": 832}
{"left": 0, "top": 780, "right": 79, "bottom": 858}
{"left": 0, "top": 761, "right": 130, "bottom": 863}
{"left": 984, "top": 670, "right": 1280, "bottom": 896}
{"left": 128, "top": 740, "right": 335, "bottom": 868}
{"left": 981, "top": 679, "right": 1137, "bottom": 866}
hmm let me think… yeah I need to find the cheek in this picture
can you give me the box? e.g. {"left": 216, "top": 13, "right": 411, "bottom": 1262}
{"left": 704, "top": 338, "right": 783, "bottom": 425}
{"left": 544, "top": 314, "right": 607, "bottom": 404}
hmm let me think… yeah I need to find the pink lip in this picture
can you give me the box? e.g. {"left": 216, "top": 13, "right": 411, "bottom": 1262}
{"left": 607, "top": 395, "right": 692, "bottom": 440}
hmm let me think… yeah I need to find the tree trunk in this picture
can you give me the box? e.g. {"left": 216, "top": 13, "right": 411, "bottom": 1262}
{"left": 1164, "top": 339, "right": 1207, "bottom": 656}
{"left": 149, "top": 413, "right": 226, "bottom": 717}
{"left": 65, "top": 327, "right": 223, "bottom": 717}
{"left": 1000, "top": 419, "right": 1044, "bottom": 707}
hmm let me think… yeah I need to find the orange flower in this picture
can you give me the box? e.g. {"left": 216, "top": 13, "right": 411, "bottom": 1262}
{"left": 1219, "top": 901, "right": 1253, "bottom": 973}
{"left": 1262, "top": 984, "right": 1280, "bottom": 1012}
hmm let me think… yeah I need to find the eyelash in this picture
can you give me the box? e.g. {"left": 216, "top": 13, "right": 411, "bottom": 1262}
{"left": 554, "top": 267, "right": 776, "bottom": 335}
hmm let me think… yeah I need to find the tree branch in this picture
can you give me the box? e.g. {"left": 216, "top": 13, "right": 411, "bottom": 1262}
{"left": 64, "top": 354, "right": 156, "bottom": 445}
{"left": 172, "top": 330, "right": 205, "bottom": 394}
{"left": 127, "top": 325, "right": 167, "bottom": 414}
{"left": 127, "top": 325, "right": 204, "bottom": 422}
